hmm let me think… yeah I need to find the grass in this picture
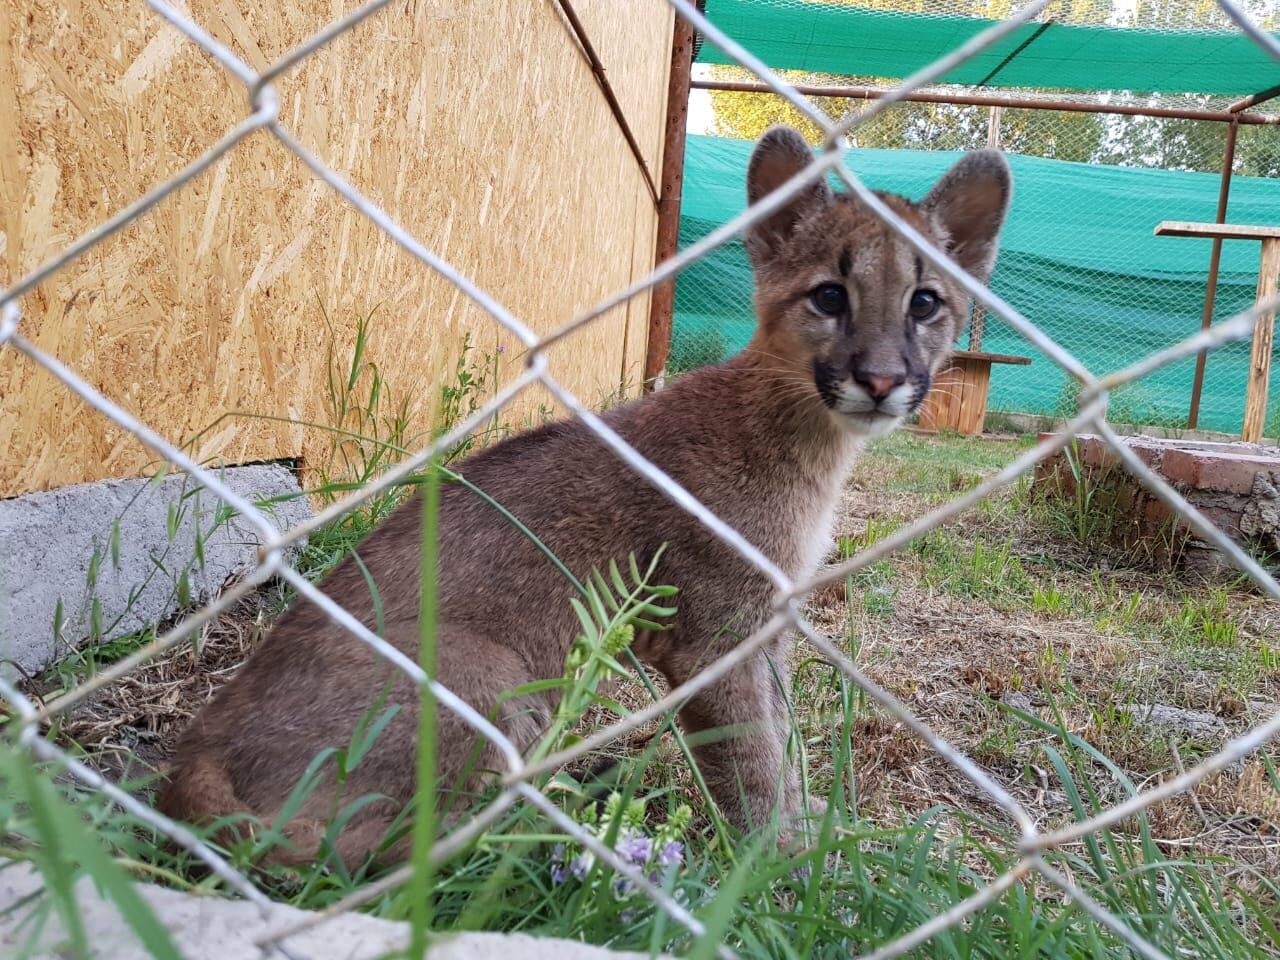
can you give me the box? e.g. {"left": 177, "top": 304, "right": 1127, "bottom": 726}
{"left": 1052, "top": 378, "right": 1189, "bottom": 436}
{"left": 4, "top": 367, "right": 1280, "bottom": 957}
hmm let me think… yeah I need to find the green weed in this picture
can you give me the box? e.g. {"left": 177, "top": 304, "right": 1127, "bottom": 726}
{"left": 1034, "top": 441, "right": 1123, "bottom": 547}
{"left": 1031, "top": 584, "right": 1070, "bottom": 616}
{"left": 916, "top": 533, "right": 1035, "bottom": 607}
{"left": 1164, "top": 591, "right": 1239, "bottom": 649}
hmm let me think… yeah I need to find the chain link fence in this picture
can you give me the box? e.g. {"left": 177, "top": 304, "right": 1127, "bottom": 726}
{"left": 2, "top": 1, "right": 1280, "bottom": 958}
{"left": 675, "top": 78, "right": 1280, "bottom": 435}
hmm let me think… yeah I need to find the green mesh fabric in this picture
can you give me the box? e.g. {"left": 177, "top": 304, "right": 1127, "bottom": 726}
{"left": 697, "top": 0, "right": 1280, "bottom": 96}
{"left": 672, "top": 134, "right": 1280, "bottom": 434}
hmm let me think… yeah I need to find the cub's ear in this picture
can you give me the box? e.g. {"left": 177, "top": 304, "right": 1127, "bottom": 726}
{"left": 920, "top": 150, "right": 1012, "bottom": 282}
{"left": 745, "top": 125, "right": 833, "bottom": 261}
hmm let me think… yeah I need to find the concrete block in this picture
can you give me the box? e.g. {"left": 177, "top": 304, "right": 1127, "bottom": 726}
{"left": 0, "top": 860, "right": 667, "bottom": 960}
{"left": 0, "top": 465, "right": 311, "bottom": 677}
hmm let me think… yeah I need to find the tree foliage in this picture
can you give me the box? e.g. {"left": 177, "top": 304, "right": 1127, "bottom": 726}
{"left": 706, "top": 0, "right": 1280, "bottom": 177}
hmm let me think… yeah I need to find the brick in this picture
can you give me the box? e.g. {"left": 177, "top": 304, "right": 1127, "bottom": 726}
{"left": 1144, "top": 497, "right": 1174, "bottom": 525}
{"left": 1081, "top": 441, "right": 1119, "bottom": 470}
{"left": 1161, "top": 449, "right": 1279, "bottom": 495}
{"left": 1022, "top": 434, "right": 1276, "bottom": 573}
{"left": 1190, "top": 505, "right": 1244, "bottom": 538}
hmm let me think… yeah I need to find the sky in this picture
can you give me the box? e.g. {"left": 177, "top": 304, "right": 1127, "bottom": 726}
{"left": 688, "top": 64, "right": 715, "bottom": 136}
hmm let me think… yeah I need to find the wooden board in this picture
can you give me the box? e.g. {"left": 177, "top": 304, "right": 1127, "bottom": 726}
{"left": 1155, "top": 221, "right": 1280, "bottom": 241}
{"left": 1242, "top": 237, "right": 1280, "bottom": 443}
{"left": 951, "top": 349, "right": 1032, "bottom": 365}
{"left": 0, "top": 0, "right": 673, "bottom": 497}
{"left": 918, "top": 354, "right": 994, "bottom": 436}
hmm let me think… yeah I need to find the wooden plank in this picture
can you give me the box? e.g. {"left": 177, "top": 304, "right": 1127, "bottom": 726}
{"left": 957, "top": 357, "right": 991, "bottom": 435}
{"left": 951, "top": 349, "right": 1032, "bottom": 365}
{"left": 1242, "top": 237, "right": 1280, "bottom": 443}
{"left": 0, "top": 0, "right": 673, "bottom": 497}
{"left": 1155, "top": 221, "right": 1280, "bottom": 241}
{"left": 917, "top": 363, "right": 953, "bottom": 432}
{"left": 919, "top": 354, "right": 1005, "bottom": 435}
{"left": 956, "top": 362, "right": 978, "bottom": 435}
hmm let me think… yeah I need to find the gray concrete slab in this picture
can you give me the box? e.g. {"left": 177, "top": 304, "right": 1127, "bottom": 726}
{"left": 0, "top": 465, "right": 311, "bottom": 678}
{"left": 0, "top": 860, "right": 668, "bottom": 960}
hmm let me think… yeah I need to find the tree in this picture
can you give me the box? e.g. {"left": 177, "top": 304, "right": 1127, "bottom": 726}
{"left": 706, "top": 0, "right": 1277, "bottom": 176}
{"left": 709, "top": 66, "right": 1107, "bottom": 161}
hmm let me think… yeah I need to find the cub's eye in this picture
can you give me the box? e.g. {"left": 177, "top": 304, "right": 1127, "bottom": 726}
{"left": 908, "top": 289, "right": 941, "bottom": 321}
{"left": 810, "top": 284, "right": 848, "bottom": 316}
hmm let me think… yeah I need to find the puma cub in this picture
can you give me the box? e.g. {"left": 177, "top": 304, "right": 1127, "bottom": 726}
{"left": 159, "top": 127, "right": 1011, "bottom": 867}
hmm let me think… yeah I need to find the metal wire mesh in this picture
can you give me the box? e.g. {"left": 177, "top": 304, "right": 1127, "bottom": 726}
{"left": 2, "top": 1, "right": 1279, "bottom": 958}
{"left": 735, "top": 0, "right": 1280, "bottom": 33}
{"left": 678, "top": 73, "right": 1280, "bottom": 435}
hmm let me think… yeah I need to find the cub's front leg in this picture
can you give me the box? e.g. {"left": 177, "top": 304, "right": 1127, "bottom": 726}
{"left": 664, "top": 638, "right": 803, "bottom": 835}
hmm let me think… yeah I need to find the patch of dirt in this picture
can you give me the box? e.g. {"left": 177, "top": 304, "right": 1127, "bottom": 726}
{"left": 28, "top": 587, "right": 283, "bottom": 788}
{"left": 17, "top": 435, "right": 1280, "bottom": 883}
{"left": 791, "top": 445, "right": 1280, "bottom": 881}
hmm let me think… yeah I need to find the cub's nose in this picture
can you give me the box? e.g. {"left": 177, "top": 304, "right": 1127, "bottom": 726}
{"left": 855, "top": 372, "right": 904, "bottom": 401}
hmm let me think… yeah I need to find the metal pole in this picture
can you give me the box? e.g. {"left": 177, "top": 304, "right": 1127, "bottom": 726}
{"left": 690, "top": 78, "right": 1280, "bottom": 126}
{"left": 1229, "top": 83, "right": 1280, "bottom": 114}
{"left": 554, "top": 0, "right": 659, "bottom": 205}
{"left": 1188, "top": 118, "right": 1240, "bottom": 430}
{"left": 644, "top": 10, "right": 696, "bottom": 389}
{"left": 968, "top": 105, "right": 1003, "bottom": 352}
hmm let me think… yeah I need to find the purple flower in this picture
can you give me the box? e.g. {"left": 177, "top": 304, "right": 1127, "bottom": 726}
{"left": 570, "top": 852, "right": 594, "bottom": 880}
{"left": 658, "top": 840, "right": 684, "bottom": 868}
{"left": 620, "top": 909, "right": 636, "bottom": 924}
{"left": 616, "top": 829, "right": 652, "bottom": 866}
{"left": 550, "top": 863, "right": 567, "bottom": 885}
{"left": 612, "top": 875, "right": 635, "bottom": 898}
{"left": 551, "top": 843, "right": 565, "bottom": 863}
{"left": 497, "top": 344, "right": 506, "bottom": 354}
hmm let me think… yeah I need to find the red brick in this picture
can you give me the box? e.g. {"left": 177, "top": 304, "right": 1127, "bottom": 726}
{"left": 1144, "top": 498, "right": 1174, "bottom": 524}
{"left": 1079, "top": 438, "right": 1118, "bottom": 469}
{"left": 1161, "top": 450, "right": 1277, "bottom": 495}
{"left": 1195, "top": 506, "right": 1244, "bottom": 537}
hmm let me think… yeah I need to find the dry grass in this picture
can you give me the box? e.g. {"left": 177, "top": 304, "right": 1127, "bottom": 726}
{"left": 791, "top": 429, "right": 1280, "bottom": 882}
{"left": 27, "top": 429, "right": 1280, "bottom": 884}
{"left": 30, "top": 586, "right": 286, "bottom": 789}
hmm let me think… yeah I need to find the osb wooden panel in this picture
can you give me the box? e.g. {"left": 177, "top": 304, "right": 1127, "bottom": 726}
{"left": 0, "top": 0, "right": 673, "bottom": 498}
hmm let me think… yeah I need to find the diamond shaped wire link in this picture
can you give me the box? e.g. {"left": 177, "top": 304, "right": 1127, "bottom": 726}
{"left": 2, "top": 1, "right": 1278, "bottom": 958}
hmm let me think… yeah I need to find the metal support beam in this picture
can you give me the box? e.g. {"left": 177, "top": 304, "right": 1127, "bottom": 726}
{"left": 691, "top": 78, "right": 1280, "bottom": 126}
{"left": 1229, "top": 83, "right": 1280, "bottom": 113}
{"left": 1188, "top": 120, "right": 1240, "bottom": 430}
{"left": 644, "top": 11, "right": 696, "bottom": 389}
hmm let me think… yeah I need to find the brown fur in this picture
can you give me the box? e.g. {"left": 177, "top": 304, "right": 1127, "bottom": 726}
{"left": 157, "top": 127, "right": 1012, "bottom": 867}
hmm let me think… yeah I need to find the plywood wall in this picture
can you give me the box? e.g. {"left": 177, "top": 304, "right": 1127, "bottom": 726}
{"left": 0, "top": 0, "right": 673, "bottom": 497}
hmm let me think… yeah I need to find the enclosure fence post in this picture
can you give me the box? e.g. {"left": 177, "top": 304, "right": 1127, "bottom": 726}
{"left": 986, "top": 105, "right": 1003, "bottom": 147}
{"left": 1242, "top": 237, "right": 1280, "bottom": 442}
{"left": 967, "top": 106, "right": 1002, "bottom": 352}
{"left": 644, "top": 9, "right": 696, "bottom": 390}
{"left": 1188, "top": 118, "right": 1239, "bottom": 430}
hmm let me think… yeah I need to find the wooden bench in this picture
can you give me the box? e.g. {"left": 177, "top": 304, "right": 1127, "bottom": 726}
{"left": 918, "top": 349, "right": 1032, "bottom": 436}
{"left": 1155, "top": 221, "right": 1280, "bottom": 443}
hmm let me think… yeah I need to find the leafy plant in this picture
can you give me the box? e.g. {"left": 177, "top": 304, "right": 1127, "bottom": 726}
{"left": 531, "top": 549, "right": 678, "bottom": 760}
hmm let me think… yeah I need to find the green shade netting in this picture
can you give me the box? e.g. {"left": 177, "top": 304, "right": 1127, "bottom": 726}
{"left": 673, "top": 134, "right": 1280, "bottom": 433}
{"left": 697, "top": 0, "right": 1280, "bottom": 96}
